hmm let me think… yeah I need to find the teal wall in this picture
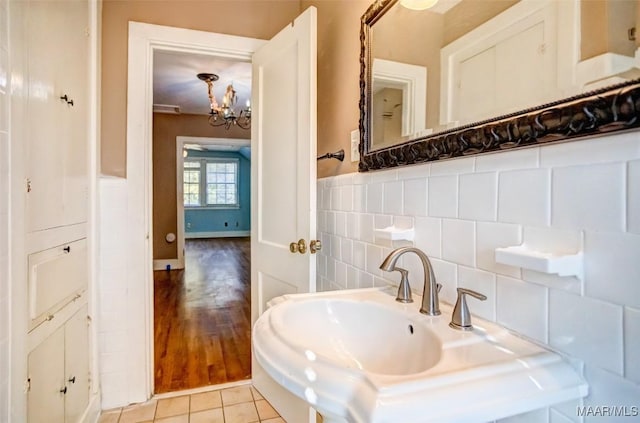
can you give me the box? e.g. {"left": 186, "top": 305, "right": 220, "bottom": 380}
{"left": 184, "top": 150, "right": 250, "bottom": 235}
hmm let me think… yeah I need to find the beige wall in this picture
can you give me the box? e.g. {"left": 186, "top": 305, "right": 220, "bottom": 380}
{"left": 305, "top": 0, "right": 369, "bottom": 178}
{"left": 152, "top": 113, "right": 249, "bottom": 259}
{"left": 101, "top": 0, "right": 301, "bottom": 176}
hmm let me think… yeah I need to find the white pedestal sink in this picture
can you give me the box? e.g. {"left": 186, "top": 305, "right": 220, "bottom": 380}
{"left": 253, "top": 287, "right": 588, "bottom": 423}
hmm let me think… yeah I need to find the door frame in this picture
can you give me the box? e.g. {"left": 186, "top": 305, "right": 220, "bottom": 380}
{"left": 126, "top": 22, "right": 265, "bottom": 401}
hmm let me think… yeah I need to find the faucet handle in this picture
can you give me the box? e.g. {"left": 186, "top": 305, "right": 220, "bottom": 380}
{"left": 449, "top": 287, "right": 487, "bottom": 331}
{"left": 394, "top": 267, "right": 413, "bottom": 303}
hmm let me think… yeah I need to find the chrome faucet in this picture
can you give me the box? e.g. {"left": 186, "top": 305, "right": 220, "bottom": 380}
{"left": 380, "top": 247, "right": 441, "bottom": 316}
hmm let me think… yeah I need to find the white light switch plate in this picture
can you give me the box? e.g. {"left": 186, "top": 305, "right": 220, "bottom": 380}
{"left": 350, "top": 129, "right": 360, "bottom": 162}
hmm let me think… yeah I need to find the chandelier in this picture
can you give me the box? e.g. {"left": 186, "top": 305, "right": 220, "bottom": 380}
{"left": 197, "top": 73, "right": 251, "bottom": 130}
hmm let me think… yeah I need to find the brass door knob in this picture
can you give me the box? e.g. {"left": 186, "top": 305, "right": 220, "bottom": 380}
{"left": 289, "top": 239, "right": 307, "bottom": 254}
{"left": 310, "top": 240, "right": 322, "bottom": 254}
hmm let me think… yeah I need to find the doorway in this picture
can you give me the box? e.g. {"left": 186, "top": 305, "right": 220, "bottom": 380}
{"left": 152, "top": 50, "right": 255, "bottom": 393}
{"left": 125, "top": 22, "right": 266, "bottom": 399}
{"left": 153, "top": 135, "right": 253, "bottom": 393}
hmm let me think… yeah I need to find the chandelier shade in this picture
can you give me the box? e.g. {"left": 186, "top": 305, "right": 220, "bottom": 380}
{"left": 400, "top": 0, "right": 438, "bottom": 10}
{"left": 197, "top": 72, "right": 251, "bottom": 130}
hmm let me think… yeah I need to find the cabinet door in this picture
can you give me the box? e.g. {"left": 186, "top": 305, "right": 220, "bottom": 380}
{"left": 25, "top": 0, "right": 88, "bottom": 232}
{"left": 64, "top": 306, "right": 90, "bottom": 423}
{"left": 28, "top": 239, "right": 87, "bottom": 330}
{"left": 25, "top": 0, "right": 67, "bottom": 232}
{"left": 28, "top": 328, "right": 66, "bottom": 423}
{"left": 60, "top": 0, "right": 89, "bottom": 227}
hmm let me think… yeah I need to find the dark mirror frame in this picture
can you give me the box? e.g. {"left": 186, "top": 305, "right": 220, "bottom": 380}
{"left": 359, "top": 0, "right": 640, "bottom": 172}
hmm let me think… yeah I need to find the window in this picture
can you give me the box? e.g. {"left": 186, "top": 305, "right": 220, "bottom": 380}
{"left": 183, "top": 161, "right": 201, "bottom": 206}
{"left": 183, "top": 158, "right": 239, "bottom": 208}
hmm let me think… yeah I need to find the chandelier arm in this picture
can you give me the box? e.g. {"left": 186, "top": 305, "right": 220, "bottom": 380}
{"left": 236, "top": 119, "right": 251, "bottom": 130}
{"left": 208, "top": 115, "right": 227, "bottom": 127}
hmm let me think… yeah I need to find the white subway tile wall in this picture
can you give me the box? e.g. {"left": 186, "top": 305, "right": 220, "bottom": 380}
{"left": 0, "top": 0, "right": 9, "bottom": 419}
{"left": 459, "top": 171, "right": 498, "bottom": 221}
{"left": 552, "top": 163, "right": 625, "bottom": 232}
{"left": 549, "top": 290, "right": 623, "bottom": 375}
{"left": 428, "top": 175, "right": 458, "bottom": 217}
{"left": 624, "top": 307, "right": 640, "bottom": 384}
{"left": 628, "top": 159, "right": 640, "bottom": 234}
{"left": 317, "top": 133, "right": 640, "bottom": 422}
{"left": 496, "top": 275, "right": 548, "bottom": 343}
{"left": 498, "top": 168, "right": 551, "bottom": 226}
{"left": 98, "top": 178, "right": 131, "bottom": 409}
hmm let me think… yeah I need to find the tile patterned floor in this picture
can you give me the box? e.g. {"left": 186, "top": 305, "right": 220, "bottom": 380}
{"left": 98, "top": 385, "right": 285, "bottom": 423}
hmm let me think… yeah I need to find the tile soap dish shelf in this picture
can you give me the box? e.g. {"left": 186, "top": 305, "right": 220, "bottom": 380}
{"left": 374, "top": 226, "right": 415, "bottom": 242}
{"left": 495, "top": 245, "right": 583, "bottom": 280}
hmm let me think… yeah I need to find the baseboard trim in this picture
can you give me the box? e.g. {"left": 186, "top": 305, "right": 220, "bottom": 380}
{"left": 153, "top": 259, "right": 184, "bottom": 271}
{"left": 185, "top": 230, "right": 250, "bottom": 239}
{"left": 81, "top": 392, "right": 102, "bottom": 423}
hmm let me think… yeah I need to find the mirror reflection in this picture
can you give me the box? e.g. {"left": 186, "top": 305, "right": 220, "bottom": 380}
{"left": 368, "top": 0, "right": 640, "bottom": 151}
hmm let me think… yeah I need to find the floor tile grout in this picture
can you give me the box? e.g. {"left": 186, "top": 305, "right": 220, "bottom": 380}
{"left": 99, "top": 384, "right": 283, "bottom": 423}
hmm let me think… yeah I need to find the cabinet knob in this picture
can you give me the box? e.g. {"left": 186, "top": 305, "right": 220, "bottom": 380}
{"left": 68, "top": 376, "right": 76, "bottom": 384}
{"left": 59, "top": 386, "right": 67, "bottom": 395}
{"left": 63, "top": 246, "right": 71, "bottom": 253}
{"left": 59, "top": 94, "right": 74, "bottom": 106}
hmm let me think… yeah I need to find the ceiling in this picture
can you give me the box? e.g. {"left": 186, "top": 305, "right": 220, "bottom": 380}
{"left": 153, "top": 49, "right": 252, "bottom": 116}
{"left": 151, "top": 0, "right": 458, "bottom": 117}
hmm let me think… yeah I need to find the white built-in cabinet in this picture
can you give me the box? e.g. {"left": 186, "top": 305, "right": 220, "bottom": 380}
{"left": 27, "top": 306, "right": 89, "bottom": 423}
{"left": 22, "top": 0, "right": 92, "bottom": 421}
{"left": 440, "top": 0, "right": 578, "bottom": 128}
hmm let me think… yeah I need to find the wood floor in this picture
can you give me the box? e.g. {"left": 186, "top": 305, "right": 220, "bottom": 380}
{"left": 154, "top": 237, "right": 251, "bottom": 393}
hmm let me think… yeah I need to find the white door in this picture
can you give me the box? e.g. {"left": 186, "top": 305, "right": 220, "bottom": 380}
{"left": 250, "top": 6, "right": 317, "bottom": 423}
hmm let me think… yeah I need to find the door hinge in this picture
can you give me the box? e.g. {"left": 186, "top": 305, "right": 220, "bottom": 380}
{"left": 24, "top": 378, "right": 31, "bottom": 393}
{"left": 26, "top": 178, "right": 32, "bottom": 193}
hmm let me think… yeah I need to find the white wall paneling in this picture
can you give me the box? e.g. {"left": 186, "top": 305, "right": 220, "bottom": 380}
{"left": 98, "top": 177, "right": 129, "bottom": 409}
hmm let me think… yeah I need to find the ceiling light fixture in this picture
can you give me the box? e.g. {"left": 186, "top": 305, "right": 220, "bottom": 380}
{"left": 197, "top": 73, "right": 251, "bottom": 130}
{"left": 400, "top": 0, "right": 438, "bottom": 10}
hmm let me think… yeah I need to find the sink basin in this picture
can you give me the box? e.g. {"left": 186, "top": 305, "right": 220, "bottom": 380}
{"left": 271, "top": 298, "right": 441, "bottom": 375}
{"left": 253, "top": 287, "right": 588, "bottom": 423}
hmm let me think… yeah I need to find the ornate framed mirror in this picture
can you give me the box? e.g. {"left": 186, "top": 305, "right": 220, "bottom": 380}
{"left": 359, "top": 0, "right": 640, "bottom": 172}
